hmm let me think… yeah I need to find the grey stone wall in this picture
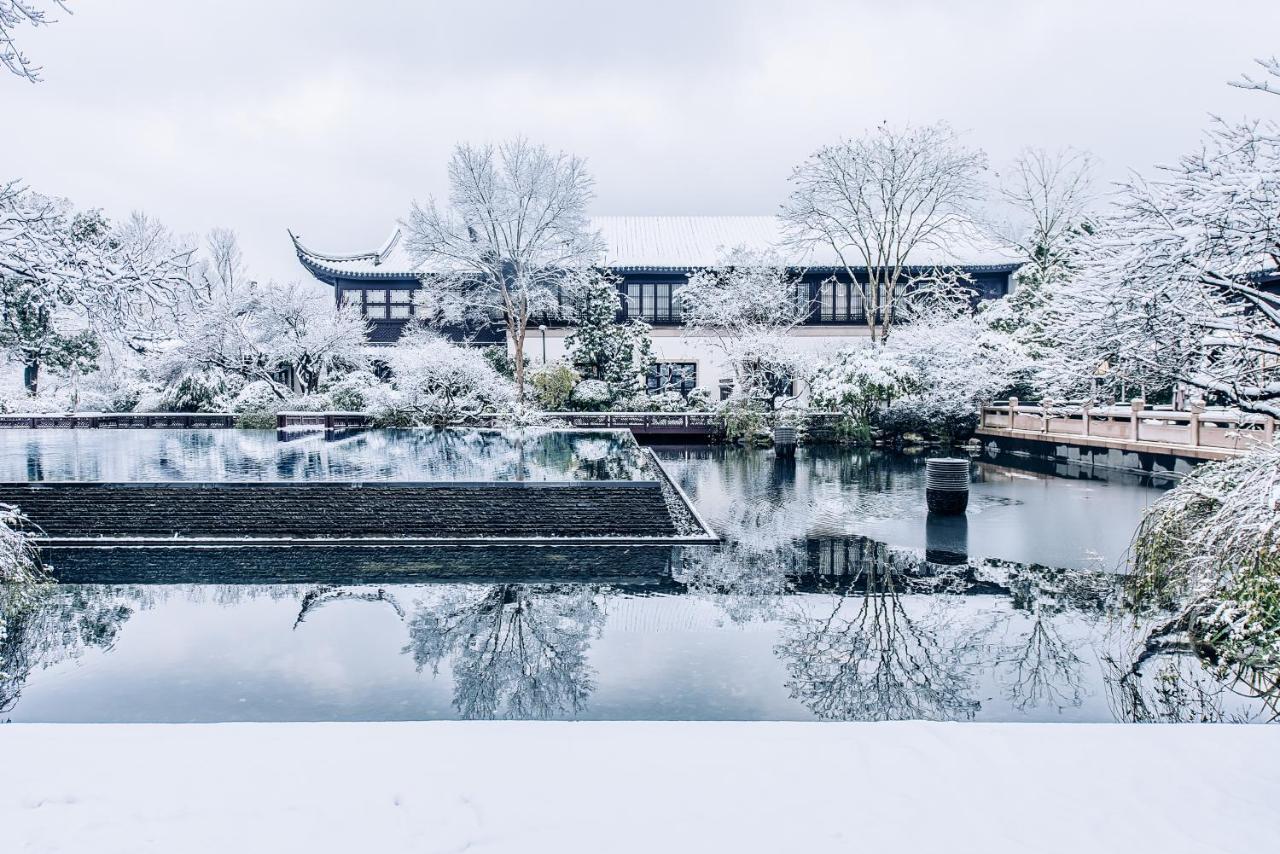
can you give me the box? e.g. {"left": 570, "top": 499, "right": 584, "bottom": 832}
{"left": 0, "top": 482, "right": 678, "bottom": 539}
{"left": 46, "top": 544, "right": 681, "bottom": 585}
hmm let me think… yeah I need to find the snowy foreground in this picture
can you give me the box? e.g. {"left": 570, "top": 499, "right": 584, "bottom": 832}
{"left": 3, "top": 722, "right": 1278, "bottom": 854}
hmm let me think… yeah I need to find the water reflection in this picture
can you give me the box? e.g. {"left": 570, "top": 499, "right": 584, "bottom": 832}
{"left": 0, "top": 428, "right": 651, "bottom": 483}
{"left": 777, "top": 557, "right": 985, "bottom": 721}
{"left": 2, "top": 445, "right": 1277, "bottom": 723}
{"left": 404, "top": 585, "right": 604, "bottom": 720}
{"left": 1, "top": 584, "right": 136, "bottom": 714}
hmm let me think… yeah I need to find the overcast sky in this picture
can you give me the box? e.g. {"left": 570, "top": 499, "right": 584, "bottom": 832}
{"left": 6, "top": 0, "right": 1279, "bottom": 284}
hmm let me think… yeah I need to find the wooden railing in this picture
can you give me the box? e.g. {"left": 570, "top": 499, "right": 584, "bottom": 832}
{"left": 276, "top": 411, "right": 374, "bottom": 431}
{"left": 0, "top": 412, "right": 236, "bottom": 429}
{"left": 980, "top": 398, "right": 1274, "bottom": 453}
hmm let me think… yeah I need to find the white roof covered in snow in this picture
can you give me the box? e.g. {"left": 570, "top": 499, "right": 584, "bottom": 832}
{"left": 292, "top": 215, "right": 1021, "bottom": 280}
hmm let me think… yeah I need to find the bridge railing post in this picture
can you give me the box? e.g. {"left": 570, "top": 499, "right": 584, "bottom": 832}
{"left": 1041, "top": 399, "right": 1054, "bottom": 433}
{"left": 1187, "top": 399, "right": 1205, "bottom": 447}
{"left": 1129, "top": 398, "right": 1145, "bottom": 442}
{"left": 1008, "top": 397, "right": 1019, "bottom": 429}
{"left": 1081, "top": 401, "right": 1091, "bottom": 437}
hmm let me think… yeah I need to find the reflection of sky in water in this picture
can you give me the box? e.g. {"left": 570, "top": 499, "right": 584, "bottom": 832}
{"left": 4, "top": 445, "right": 1269, "bottom": 725}
{"left": 655, "top": 446, "right": 1165, "bottom": 571}
{"left": 0, "top": 428, "right": 651, "bottom": 483}
{"left": 6, "top": 583, "right": 1266, "bottom": 724}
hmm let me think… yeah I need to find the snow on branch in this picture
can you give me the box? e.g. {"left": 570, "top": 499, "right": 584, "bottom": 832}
{"left": 1231, "top": 56, "right": 1280, "bottom": 97}
{"left": 0, "top": 1, "right": 69, "bottom": 83}
{"left": 782, "top": 122, "right": 988, "bottom": 343}
{"left": 402, "top": 138, "right": 603, "bottom": 403}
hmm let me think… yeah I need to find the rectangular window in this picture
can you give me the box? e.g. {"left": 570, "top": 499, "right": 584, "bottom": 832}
{"left": 626, "top": 280, "right": 681, "bottom": 322}
{"left": 795, "top": 282, "right": 812, "bottom": 320}
{"left": 646, "top": 362, "right": 698, "bottom": 396}
{"left": 356, "top": 288, "right": 414, "bottom": 321}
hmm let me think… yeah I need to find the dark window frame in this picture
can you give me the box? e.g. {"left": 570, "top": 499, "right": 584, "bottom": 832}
{"left": 646, "top": 361, "right": 698, "bottom": 396}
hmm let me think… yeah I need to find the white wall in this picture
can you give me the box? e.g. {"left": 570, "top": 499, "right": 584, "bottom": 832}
{"left": 526, "top": 326, "right": 873, "bottom": 399}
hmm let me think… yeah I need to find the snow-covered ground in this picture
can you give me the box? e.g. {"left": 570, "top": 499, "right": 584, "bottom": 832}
{"left": 3, "top": 722, "right": 1277, "bottom": 853}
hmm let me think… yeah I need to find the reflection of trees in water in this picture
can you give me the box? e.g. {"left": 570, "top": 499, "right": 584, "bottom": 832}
{"left": 991, "top": 567, "right": 1117, "bottom": 713}
{"left": 403, "top": 584, "right": 605, "bottom": 720}
{"left": 0, "top": 582, "right": 312, "bottom": 715}
{"left": 995, "top": 613, "right": 1085, "bottom": 713}
{"left": 776, "top": 544, "right": 987, "bottom": 722}
{"left": 0, "top": 585, "right": 137, "bottom": 714}
{"left": 1103, "top": 623, "right": 1280, "bottom": 723}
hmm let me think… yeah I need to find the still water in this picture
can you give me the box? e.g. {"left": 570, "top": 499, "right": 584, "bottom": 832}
{"left": 2, "top": 443, "right": 1275, "bottom": 723}
{"left": 0, "top": 428, "right": 652, "bottom": 482}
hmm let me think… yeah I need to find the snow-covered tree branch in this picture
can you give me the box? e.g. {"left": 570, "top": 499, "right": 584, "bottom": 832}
{"left": 402, "top": 139, "right": 604, "bottom": 402}
{"left": 0, "top": 184, "right": 193, "bottom": 397}
{"left": 682, "top": 247, "right": 813, "bottom": 417}
{"left": 1037, "top": 64, "right": 1280, "bottom": 411}
{"left": 782, "top": 122, "right": 988, "bottom": 343}
{"left": 0, "top": 0, "right": 67, "bottom": 82}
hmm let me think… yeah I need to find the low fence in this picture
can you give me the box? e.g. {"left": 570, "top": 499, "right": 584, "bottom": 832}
{"left": 1, "top": 409, "right": 849, "bottom": 442}
{"left": 0, "top": 412, "right": 236, "bottom": 429}
{"left": 276, "top": 411, "right": 373, "bottom": 431}
{"left": 979, "top": 398, "right": 1274, "bottom": 453}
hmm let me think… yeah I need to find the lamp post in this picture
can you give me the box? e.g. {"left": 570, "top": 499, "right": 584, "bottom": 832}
{"left": 538, "top": 324, "right": 547, "bottom": 363}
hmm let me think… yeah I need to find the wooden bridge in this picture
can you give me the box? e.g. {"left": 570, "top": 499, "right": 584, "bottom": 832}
{"left": 977, "top": 398, "right": 1274, "bottom": 461}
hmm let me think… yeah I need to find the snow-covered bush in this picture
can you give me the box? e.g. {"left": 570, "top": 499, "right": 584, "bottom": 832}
{"left": 528, "top": 361, "right": 579, "bottom": 411}
{"left": 324, "top": 370, "right": 382, "bottom": 412}
{"left": 158, "top": 370, "right": 237, "bottom": 413}
{"left": 883, "top": 312, "right": 1031, "bottom": 440}
{"left": 375, "top": 328, "right": 517, "bottom": 426}
{"left": 621, "top": 388, "right": 712, "bottom": 413}
{"left": 810, "top": 346, "right": 920, "bottom": 427}
{"left": 1129, "top": 443, "right": 1280, "bottom": 673}
{"left": 230, "top": 380, "right": 287, "bottom": 428}
{"left": 569, "top": 379, "right": 612, "bottom": 411}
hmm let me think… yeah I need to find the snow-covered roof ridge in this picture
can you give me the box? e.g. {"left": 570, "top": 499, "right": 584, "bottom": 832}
{"left": 291, "top": 228, "right": 418, "bottom": 279}
{"left": 292, "top": 215, "right": 1023, "bottom": 280}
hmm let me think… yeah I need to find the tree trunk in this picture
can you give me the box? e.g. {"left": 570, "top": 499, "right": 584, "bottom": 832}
{"left": 513, "top": 329, "right": 526, "bottom": 405}
{"left": 23, "top": 358, "right": 39, "bottom": 396}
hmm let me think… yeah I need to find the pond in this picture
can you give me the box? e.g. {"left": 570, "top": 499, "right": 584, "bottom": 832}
{"left": 2, "top": 442, "right": 1275, "bottom": 724}
{"left": 0, "top": 428, "right": 653, "bottom": 483}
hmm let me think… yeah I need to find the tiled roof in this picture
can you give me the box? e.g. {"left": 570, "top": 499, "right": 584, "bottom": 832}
{"left": 292, "top": 216, "right": 1022, "bottom": 280}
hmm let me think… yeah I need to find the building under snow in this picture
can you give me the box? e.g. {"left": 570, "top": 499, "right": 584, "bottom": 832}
{"left": 291, "top": 216, "right": 1021, "bottom": 397}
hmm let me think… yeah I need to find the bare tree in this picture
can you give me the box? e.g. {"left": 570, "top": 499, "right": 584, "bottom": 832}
{"left": 1002, "top": 148, "right": 1096, "bottom": 282}
{"left": 1, "top": 0, "right": 68, "bottom": 83}
{"left": 402, "top": 139, "right": 604, "bottom": 403}
{"left": 988, "top": 148, "right": 1096, "bottom": 357}
{"left": 782, "top": 122, "right": 988, "bottom": 344}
